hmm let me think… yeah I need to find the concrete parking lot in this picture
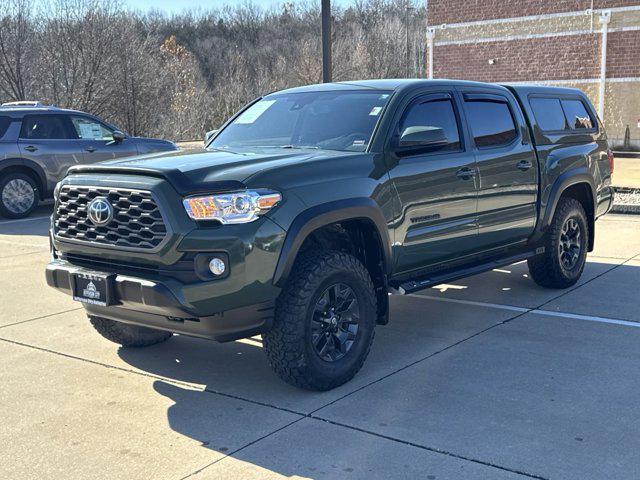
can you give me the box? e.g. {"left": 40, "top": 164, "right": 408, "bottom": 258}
{"left": 1, "top": 208, "right": 639, "bottom": 480}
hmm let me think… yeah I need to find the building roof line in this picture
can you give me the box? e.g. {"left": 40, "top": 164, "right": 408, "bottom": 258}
{"left": 429, "top": 4, "right": 640, "bottom": 30}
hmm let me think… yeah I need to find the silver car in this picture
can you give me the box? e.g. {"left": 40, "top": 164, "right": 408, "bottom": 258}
{"left": 0, "top": 101, "right": 178, "bottom": 218}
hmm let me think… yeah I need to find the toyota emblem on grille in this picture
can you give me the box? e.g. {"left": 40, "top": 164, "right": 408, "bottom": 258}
{"left": 87, "top": 197, "right": 113, "bottom": 226}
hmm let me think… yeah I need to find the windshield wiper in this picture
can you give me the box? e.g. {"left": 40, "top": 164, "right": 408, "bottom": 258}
{"left": 279, "top": 144, "right": 320, "bottom": 150}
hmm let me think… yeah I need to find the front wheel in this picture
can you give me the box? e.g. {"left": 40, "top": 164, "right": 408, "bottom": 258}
{"left": 263, "top": 250, "right": 377, "bottom": 391}
{"left": 527, "top": 197, "right": 589, "bottom": 289}
{"left": 0, "top": 172, "right": 39, "bottom": 219}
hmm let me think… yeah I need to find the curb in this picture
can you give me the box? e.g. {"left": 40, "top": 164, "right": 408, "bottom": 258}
{"left": 612, "top": 151, "right": 640, "bottom": 159}
{"left": 612, "top": 187, "right": 640, "bottom": 215}
{"left": 611, "top": 203, "right": 640, "bottom": 214}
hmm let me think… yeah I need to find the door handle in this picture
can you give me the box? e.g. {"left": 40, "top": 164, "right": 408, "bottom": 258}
{"left": 24, "top": 145, "right": 37, "bottom": 152}
{"left": 85, "top": 146, "right": 96, "bottom": 153}
{"left": 517, "top": 160, "right": 533, "bottom": 171}
{"left": 456, "top": 167, "right": 476, "bottom": 180}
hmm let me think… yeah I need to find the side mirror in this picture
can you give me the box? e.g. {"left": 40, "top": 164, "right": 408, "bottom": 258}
{"left": 111, "top": 130, "right": 126, "bottom": 143}
{"left": 204, "top": 129, "right": 219, "bottom": 146}
{"left": 398, "top": 126, "right": 448, "bottom": 149}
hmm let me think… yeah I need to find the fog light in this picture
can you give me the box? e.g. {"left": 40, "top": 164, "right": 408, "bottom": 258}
{"left": 209, "top": 258, "right": 226, "bottom": 276}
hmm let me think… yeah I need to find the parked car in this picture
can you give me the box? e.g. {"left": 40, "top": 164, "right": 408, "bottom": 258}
{"left": 0, "top": 101, "right": 178, "bottom": 218}
{"left": 45, "top": 80, "right": 614, "bottom": 390}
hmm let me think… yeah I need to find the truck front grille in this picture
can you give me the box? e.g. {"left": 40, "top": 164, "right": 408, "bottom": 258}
{"left": 54, "top": 186, "right": 167, "bottom": 250}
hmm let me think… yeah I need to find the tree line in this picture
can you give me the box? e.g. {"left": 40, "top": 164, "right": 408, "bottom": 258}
{"left": 0, "top": 0, "right": 427, "bottom": 141}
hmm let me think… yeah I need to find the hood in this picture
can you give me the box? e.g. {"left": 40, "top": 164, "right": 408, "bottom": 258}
{"left": 67, "top": 147, "right": 331, "bottom": 195}
{"left": 132, "top": 137, "right": 179, "bottom": 150}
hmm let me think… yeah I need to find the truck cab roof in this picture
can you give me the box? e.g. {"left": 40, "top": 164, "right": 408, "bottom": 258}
{"left": 272, "top": 79, "right": 590, "bottom": 107}
{"left": 274, "top": 78, "right": 514, "bottom": 95}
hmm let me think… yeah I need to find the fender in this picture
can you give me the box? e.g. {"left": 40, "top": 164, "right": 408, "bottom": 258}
{"left": 272, "top": 197, "right": 393, "bottom": 287}
{"left": 541, "top": 168, "right": 595, "bottom": 229}
{"left": 0, "top": 158, "right": 48, "bottom": 197}
{"left": 530, "top": 167, "right": 596, "bottom": 247}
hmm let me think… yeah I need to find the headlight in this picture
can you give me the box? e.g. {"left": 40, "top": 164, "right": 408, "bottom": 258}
{"left": 183, "top": 190, "right": 282, "bottom": 224}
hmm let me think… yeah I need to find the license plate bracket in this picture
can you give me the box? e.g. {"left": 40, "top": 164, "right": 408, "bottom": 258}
{"left": 72, "top": 271, "right": 115, "bottom": 307}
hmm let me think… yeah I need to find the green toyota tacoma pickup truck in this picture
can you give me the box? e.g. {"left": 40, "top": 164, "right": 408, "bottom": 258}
{"left": 46, "top": 80, "right": 614, "bottom": 390}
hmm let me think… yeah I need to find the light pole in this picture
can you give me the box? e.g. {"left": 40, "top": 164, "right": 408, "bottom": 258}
{"left": 321, "top": 0, "right": 332, "bottom": 83}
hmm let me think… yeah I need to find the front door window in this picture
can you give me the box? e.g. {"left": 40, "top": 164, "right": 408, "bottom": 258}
{"left": 71, "top": 116, "right": 114, "bottom": 141}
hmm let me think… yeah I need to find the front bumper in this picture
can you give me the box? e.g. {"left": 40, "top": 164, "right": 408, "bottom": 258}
{"left": 47, "top": 173, "right": 288, "bottom": 341}
{"left": 46, "top": 259, "right": 276, "bottom": 342}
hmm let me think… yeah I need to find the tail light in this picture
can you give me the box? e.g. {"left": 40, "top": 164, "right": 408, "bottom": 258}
{"left": 607, "top": 149, "right": 614, "bottom": 174}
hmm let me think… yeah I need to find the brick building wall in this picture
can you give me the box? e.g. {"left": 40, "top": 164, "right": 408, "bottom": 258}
{"left": 426, "top": 0, "right": 640, "bottom": 148}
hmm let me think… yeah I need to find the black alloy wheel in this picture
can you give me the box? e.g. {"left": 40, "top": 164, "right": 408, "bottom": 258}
{"left": 527, "top": 197, "right": 588, "bottom": 289}
{"left": 311, "top": 282, "right": 360, "bottom": 362}
{"left": 558, "top": 217, "right": 582, "bottom": 270}
{"left": 263, "top": 250, "right": 377, "bottom": 390}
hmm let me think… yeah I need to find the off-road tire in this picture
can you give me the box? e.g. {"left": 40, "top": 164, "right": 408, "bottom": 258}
{"left": 0, "top": 172, "right": 39, "bottom": 219}
{"left": 263, "top": 250, "right": 377, "bottom": 391}
{"left": 89, "top": 316, "right": 172, "bottom": 347}
{"left": 527, "top": 197, "right": 589, "bottom": 289}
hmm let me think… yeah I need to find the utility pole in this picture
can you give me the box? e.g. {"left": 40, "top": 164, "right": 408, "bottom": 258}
{"left": 321, "top": 0, "right": 332, "bottom": 83}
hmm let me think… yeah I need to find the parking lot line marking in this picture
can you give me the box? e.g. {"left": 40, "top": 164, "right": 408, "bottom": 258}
{"left": 0, "top": 238, "right": 48, "bottom": 248}
{"left": 236, "top": 337, "right": 263, "bottom": 347}
{"left": 408, "top": 294, "right": 529, "bottom": 313}
{"left": 0, "top": 249, "right": 47, "bottom": 259}
{"left": 531, "top": 309, "right": 640, "bottom": 327}
{"left": 0, "top": 307, "right": 83, "bottom": 330}
{"left": 409, "top": 293, "right": 640, "bottom": 328}
{"left": 492, "top": 268, "right": 512, "bottom": 273}
{"left": 0, "top": 214, "right": 50, "bottom": 226}
{"left": 589, "top": 253, "right": 632, "bottom": 259}
{"left": 0, "top": 335, "right": 308, "bottom": 417}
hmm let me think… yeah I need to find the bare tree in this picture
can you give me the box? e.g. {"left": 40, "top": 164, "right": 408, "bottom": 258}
{"left": 0, "top": 0, "right": 34, "bottom": 100}
{"left": 0, "top": 0, "right": 427, "bottom": 140}
{"left": 36, "top": 0, "right": 124, "bottom": 114}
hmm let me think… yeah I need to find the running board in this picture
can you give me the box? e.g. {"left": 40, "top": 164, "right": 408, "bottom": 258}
{"left": 392, "top": 248, "right": 543, "bottom": 295}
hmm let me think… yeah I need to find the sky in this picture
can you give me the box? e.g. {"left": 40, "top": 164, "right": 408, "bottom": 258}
{"left": 123, "top": 0, "right": 352, "bottom": 14}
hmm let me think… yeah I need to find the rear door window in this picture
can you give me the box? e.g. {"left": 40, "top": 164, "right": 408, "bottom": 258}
{"left": 0, "top": 116, "right": 11, "bottom": 139}
{"left": 561, "top": 99, "right": 594, "bottom": 130}
{"left": 465, "top": 99, "right": 517, "bottom": 148}
{"left": 399, "top": 96, "right": 462, "bottom": 152}
{"left": 20, "top": 115, "right": 71, "bottom": 139}
{"left": 530, "top": 98, "right": 568, "bottom": 131}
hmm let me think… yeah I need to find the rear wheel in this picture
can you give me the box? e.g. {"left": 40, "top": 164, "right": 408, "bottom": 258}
{"left": 263, "top": 250, "right": 376, "bottom": 391}
{"left": 0, "top": 172, "right": 39, "bottom": 219}
{"left": 89, "top": 316, "right": 172, "bottom": 347}
{"left": 527, "top": 197, "right": 589, "bottom": 289}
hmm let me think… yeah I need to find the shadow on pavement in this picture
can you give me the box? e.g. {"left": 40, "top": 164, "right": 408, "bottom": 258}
{"left": 114, "top": 258, "right": 640, "bottom": 478}
{"left": 114, "top": 290, "right": 518, "bottom": 414}
{"left": 152, "top": 380, "right": 253, "bottom": 452}
{"left": 111, "top": 290, "right": 515, "bottom": 477}
{"left": 0, "top": 204, "right": 52, "bottom": 238}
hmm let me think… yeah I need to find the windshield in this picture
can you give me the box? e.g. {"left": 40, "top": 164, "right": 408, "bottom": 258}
{"left": 211, "top": 89, "right": 392, "bottom": 152}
